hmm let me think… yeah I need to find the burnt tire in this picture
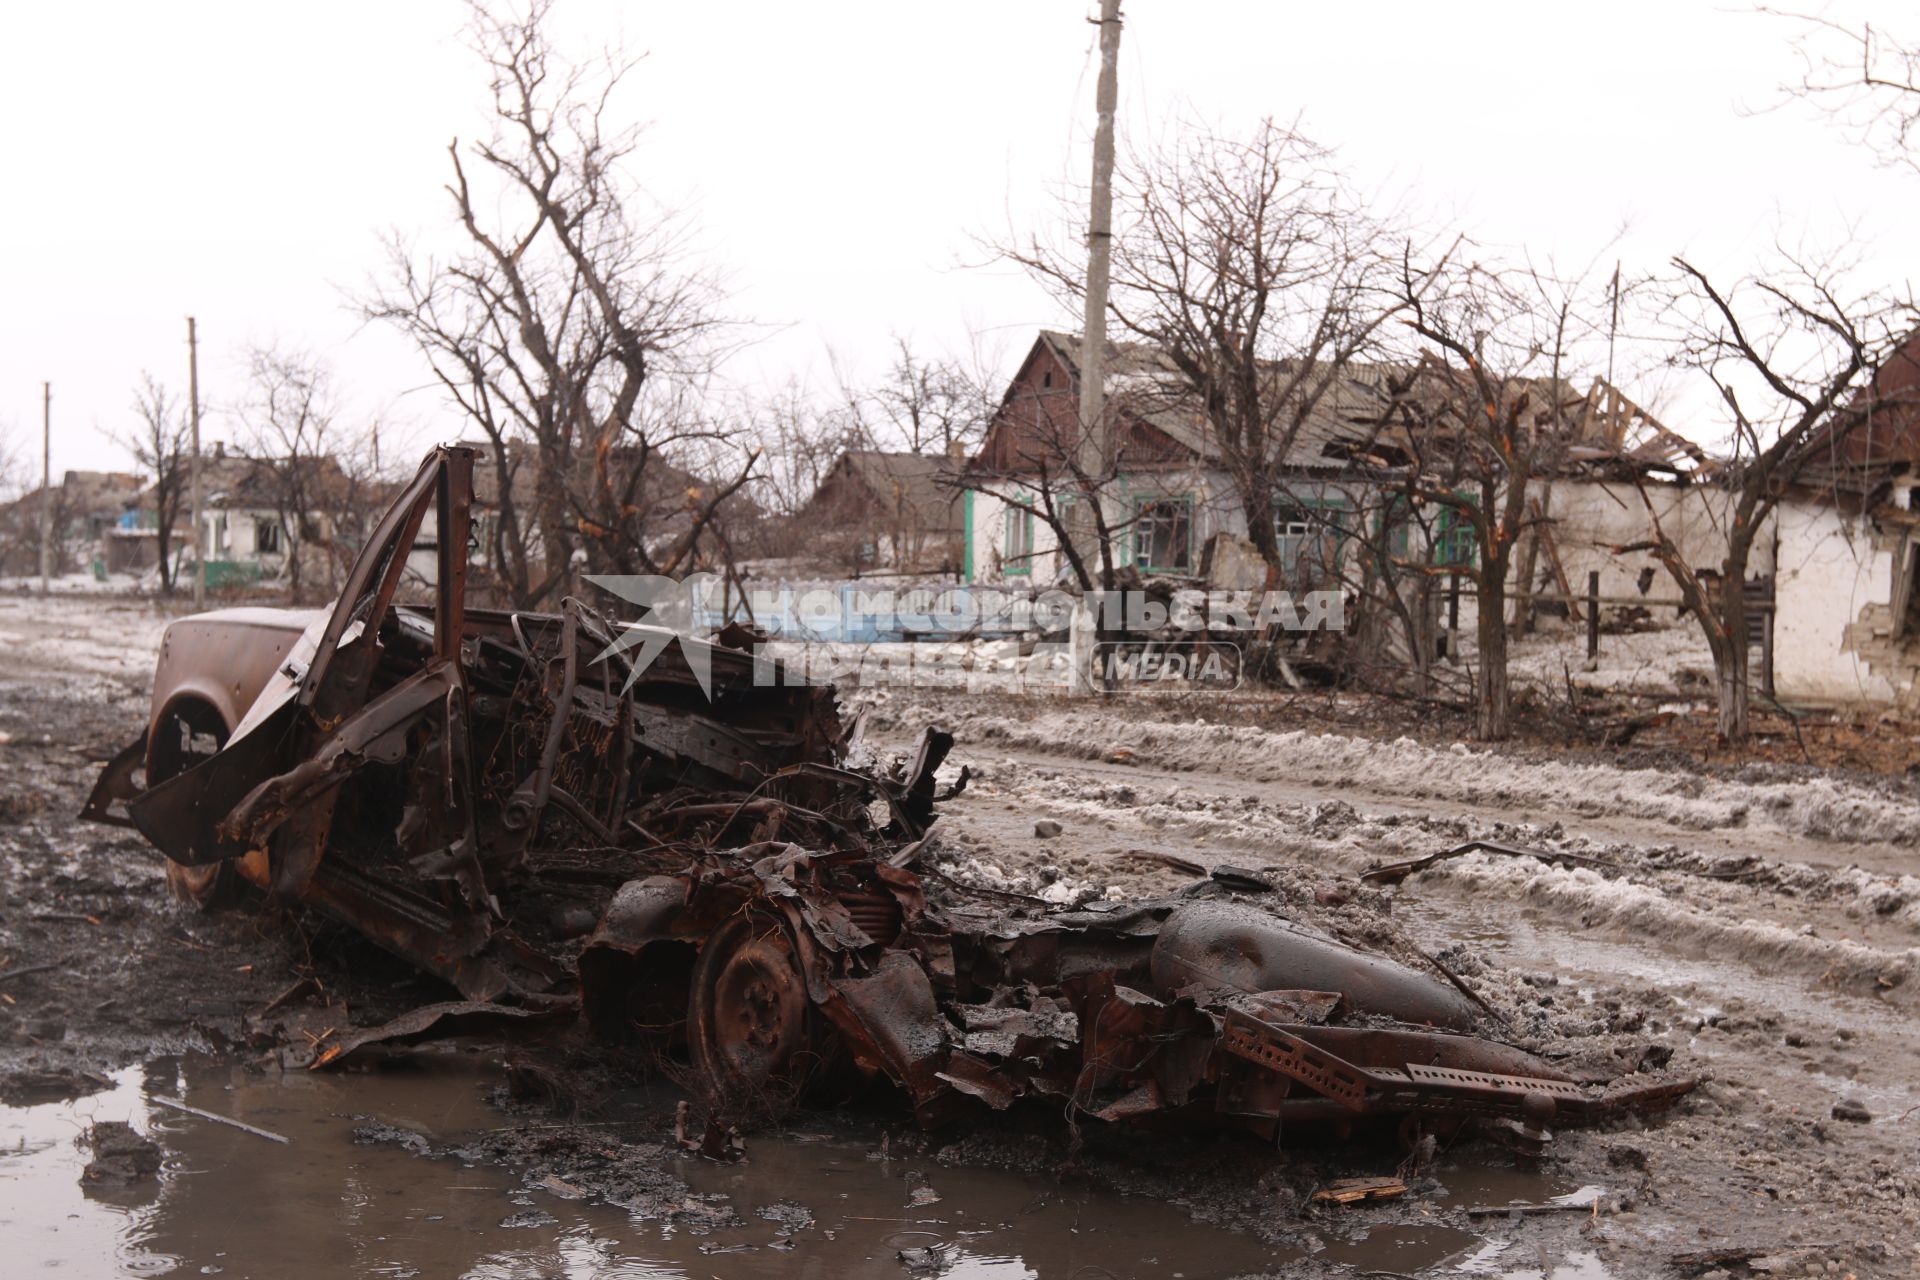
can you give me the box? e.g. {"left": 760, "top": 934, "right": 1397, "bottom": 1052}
{"left": 148, "top": 701, "right": 242, "bottom": 912}
{"left": 685, "top": 913, "right": 826, "bottom": 1109}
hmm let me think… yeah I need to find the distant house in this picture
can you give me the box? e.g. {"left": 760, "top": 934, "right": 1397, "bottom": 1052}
{"left": 427, "top": 440, "right": 767, "bottom": 600}
{"left": 0, "top": 470, "right": 145, "bottom": 577}
{"left": 797, "top": 449, "right": 966, "bottom": 577}
{"left": 107, "top": 447, "right": 354, "bottom": 590}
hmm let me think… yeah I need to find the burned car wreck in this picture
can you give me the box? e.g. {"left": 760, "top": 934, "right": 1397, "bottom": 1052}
{"left": 85, "top": 445, "right": 1692, "bottom": 1148}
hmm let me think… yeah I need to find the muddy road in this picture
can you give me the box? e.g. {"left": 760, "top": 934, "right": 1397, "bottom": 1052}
{"left": 2, "top": 595, "right": 1915, "bottom": 1278}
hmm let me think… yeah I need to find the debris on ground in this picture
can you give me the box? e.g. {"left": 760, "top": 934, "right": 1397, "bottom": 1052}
{"left": 1310, "top": 1175, "right": 1406, "bottom": 1204}
{"left": 149, "top": 1093, "right": 289, "bottom": 1144}
{"left": 1832, "top": 1097, "right": 1874, "bottom": 1123}
{"left": 79, "top": 1120, "right": 162, "bottom": 1187}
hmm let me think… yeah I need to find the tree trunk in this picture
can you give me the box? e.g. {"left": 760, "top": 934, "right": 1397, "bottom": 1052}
{"left": 155, "top": 495, "right": 174, "bottom": 595}
{"left": 1716, "top": 572, "right": 1751, "bottom": 741}
{"left": 1475, "top": 569, "right": 1511, "bottom": 741}
{"left": 1510, "top": 483, "right": 1548, "bottom": 638}
{"left": 534, "top": 444, "right": 572, "bottom": 609}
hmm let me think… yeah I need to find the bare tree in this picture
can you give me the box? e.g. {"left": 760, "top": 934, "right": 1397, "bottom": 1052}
{"left": 1621, "top": 251, "right": 1916, "bottom": 739}
{"left": 1386, "top": 255, "right": 1605, "bottom": 741}
{"left": 118, "top": 374, "right": 192, "bottom": 594}
{"left": 745, "top": 381, "right": 857, "bottom": 522}
{"left": 853, "top": 334, "right": 997, "bottom": 456}
{"left": 0, "top": 428, "right": 34, "bottom": 576}
{"left": 997, "top": 120, "right": 1407, "bottom": 585}
{"left": 363, "top": 0, "right": 737, "bottom": 610}
{"left": 1768, "top": 8, "right": 1920, "bottom": 168}
{"left": 239, "top": 345, "right": 343, "bottom": 603}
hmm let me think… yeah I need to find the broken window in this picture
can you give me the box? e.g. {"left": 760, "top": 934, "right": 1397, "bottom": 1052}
{"left": 1002, "top": 501, "right": 1034, "bottom": 575}
{"left": 1133, "top": 497, "right": 1193, "bottom": 573}
{"left": 1374, "top": 496, "right": 1414, "bottom": 564}
{"left": 256, "top": 520, "right": 283, "bottom": 555}
{"left": 1272, "top": 498, "right": 1349, "bottom": 584}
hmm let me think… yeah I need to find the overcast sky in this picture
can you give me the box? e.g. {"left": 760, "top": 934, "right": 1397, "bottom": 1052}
{"left": 1, "top": 0, "right": 1912, "bottom": 482}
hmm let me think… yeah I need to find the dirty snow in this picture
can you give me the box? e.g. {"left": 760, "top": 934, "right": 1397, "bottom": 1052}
{"left": 870, "top": 692, "right": 1920, "bottom": 851}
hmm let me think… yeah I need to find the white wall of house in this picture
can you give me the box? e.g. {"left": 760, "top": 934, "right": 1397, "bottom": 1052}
{"left": 965, "top": 467, "right": 1240, "bottom": 583}
{"left": 1536, "top": 479, "right": 1763, "bottom": 603}
{"left": 200, "top": 508, "right": 291, "bottom": 562}
{"left": 1772, "top": 496, "right": 1904, "bottom": 705}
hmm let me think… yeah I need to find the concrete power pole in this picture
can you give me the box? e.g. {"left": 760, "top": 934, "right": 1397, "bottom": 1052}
{"left": 38, "top": 383, "right": 50, "bottom": 594}
{"left": 1066, "top": 0, "right": 1122, "bottom": 697}
{"left": 1077, "top": 0, "right": 1123, "bottom": 565}
{"left": 188, "top": 316, "right": 205, "bottom": 608}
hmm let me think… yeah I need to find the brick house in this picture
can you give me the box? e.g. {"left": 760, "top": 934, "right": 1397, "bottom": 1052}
{"left": 961, "top": 329, "right": 1403, "bottom": 585}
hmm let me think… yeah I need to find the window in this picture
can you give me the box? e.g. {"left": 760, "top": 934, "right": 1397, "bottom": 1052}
{"left": 1002, "top": 501, "right": 1034, "bottom": 575}
{"left": 1434, "top": 506, "right": 1476, "bottom": 569}
{"left": 1272, "top": 498, "right": 1350, "bottom": 584}
{"left": 256, "top": 519, "right": 284, "bottom": 555}
{"left": 1132, "top": 497, "right": 1193, "bottom": 573}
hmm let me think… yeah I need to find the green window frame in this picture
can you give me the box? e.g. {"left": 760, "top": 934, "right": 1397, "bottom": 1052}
{"left": 1002, "top": 499, "right": 1034, "bottom": 576}
{"left": 1434, "top": 503, "right": 1477, "bottom": 569}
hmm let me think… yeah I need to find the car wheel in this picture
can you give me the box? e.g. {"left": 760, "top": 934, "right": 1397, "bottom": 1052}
{"left": 686, "top": 912, "right": 823, "bottom": 1107}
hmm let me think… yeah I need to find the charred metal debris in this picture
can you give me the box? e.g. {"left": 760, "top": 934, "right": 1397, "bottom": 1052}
{"left": 85, "top": 445, "right": 1694, "bottom": 1147}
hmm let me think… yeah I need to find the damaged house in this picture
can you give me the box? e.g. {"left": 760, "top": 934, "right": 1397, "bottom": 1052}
{"left": 962, "top": 330, "right": 1408, "bottom": 587}
{"left": 1770, "top": 331, "right": 1920, "bottom": 706}
{"left": 962, "top": 331, "right": 1731, "bottom": 652}
{"left": 0, "top": 469, "right": 145, "bottom": 578}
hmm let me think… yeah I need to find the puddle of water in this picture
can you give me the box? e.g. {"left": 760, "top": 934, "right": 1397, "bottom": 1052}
{"left": 1431, "top": 1162, "right": 1576, "bottom": 1210}
{"left": 1315, "top": 1222, "right": 1480, "bottom": 1271}
{"left": 0, "top": 1052, "right": 1306, "bottom": 1279}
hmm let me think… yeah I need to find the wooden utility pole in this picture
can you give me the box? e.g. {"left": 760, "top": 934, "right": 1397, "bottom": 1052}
{"left": 1077, "top": 0, "right": 1122, "bottom": 525}
{"left": 188, "top": 316, "right": 205, "bottom": 608}
{"left": 38, "top": 383, "right": 50, "bottom": 594}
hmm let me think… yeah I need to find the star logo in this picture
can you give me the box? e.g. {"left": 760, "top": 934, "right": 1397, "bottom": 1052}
{"left": 583, "top": 573, "right": 720, "bottom": 699}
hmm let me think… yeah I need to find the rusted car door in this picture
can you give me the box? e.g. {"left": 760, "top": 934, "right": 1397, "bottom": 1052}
{"left": 130, "top": 448, "right": 474, "bottom": 901}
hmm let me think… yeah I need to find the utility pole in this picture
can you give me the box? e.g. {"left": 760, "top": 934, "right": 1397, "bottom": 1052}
{"left": 1067, "top": 0, "right": 1123, "bottom": 697}
{"left": 1077, "top": 0, "right": 1123, "bottom": 570}
{"left": 38, "top": 383, "right": 50, "bottom": 594}
{"left": 188, "top": 316, "right": 205, "bottom": 609}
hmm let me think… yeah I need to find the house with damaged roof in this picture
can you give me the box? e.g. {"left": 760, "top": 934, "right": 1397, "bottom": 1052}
{"left": 960, "top": 330, "right": 1728, "bottom": 618}
{"left": 1768, "top": 330, "right": 1920, "bottom": 706}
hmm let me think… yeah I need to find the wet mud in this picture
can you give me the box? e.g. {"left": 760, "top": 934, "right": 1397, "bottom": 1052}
{"left": 3, "top": 598, "right": 1916, "bottom": 1278}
